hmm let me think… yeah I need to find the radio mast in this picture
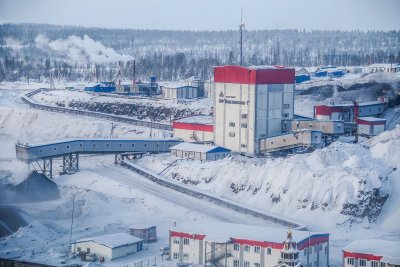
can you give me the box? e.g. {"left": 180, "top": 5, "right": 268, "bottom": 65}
{"left": 239, "top": 7, "right": 245, "bottom": 66}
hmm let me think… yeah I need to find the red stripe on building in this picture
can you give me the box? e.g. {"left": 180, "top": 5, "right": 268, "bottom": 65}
{"left": 315, "top": 105, "right": 343, "bottom": 116}
{"left": 170, "top": 231, "right": 206, "bottom": 240}
{"left": 343, "top": 251, "right": 383, "bottom": 261}
{"left": 357, "top": 119, "right": 385, "bottom": 126}
{"left": 214, "top": 66, "right": 295, "bottom": 85}
{"left": 173, "top": 122, "right": 214, "bottom": 132}
{"left": 230, "top": 238, "right": 284, "bottom": 249}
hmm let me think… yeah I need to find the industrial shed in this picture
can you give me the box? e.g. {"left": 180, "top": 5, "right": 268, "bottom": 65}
{"left": 162, "top": 83, "right": 198, "bottom": 99}
{"left": 129, "top": 225, "right": 157, "bottom": 243}
{"left": 170, "top": 143, "right": 230, "bottom": 161}
{"left": 173, "top": 115, "right": 214, "bottom": 142}
{"left": 357, "top": 117, "right": 386, "bottom": 137}
{"left": 71, "top": 233, "right": 143, "bottom": 260}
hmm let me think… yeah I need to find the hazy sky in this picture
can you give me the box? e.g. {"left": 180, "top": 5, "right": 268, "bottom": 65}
{"left": 0, "top": 0, "right": 399, "bottom": 31}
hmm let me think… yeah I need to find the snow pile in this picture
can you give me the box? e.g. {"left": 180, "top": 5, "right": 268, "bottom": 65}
{"left": 35, "top": 34, "right": 133, "bottom": 64}
{"left": 135, "top": 128, "right": 400, "bottom": 228}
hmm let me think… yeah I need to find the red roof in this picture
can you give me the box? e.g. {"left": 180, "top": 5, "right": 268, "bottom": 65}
{"left": 214, "top": 65, "right": 295, "bottom": 85}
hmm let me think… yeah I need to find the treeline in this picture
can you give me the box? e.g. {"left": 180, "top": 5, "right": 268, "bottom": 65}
{"left": 0, "top": 23, "right": 399, "bottom": 82}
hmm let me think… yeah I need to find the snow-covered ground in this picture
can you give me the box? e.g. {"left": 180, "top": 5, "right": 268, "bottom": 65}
{"left": 0, "top": 79, "right": 399, "bottom": 267}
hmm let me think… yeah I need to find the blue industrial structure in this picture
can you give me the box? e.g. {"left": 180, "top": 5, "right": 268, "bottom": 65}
{"left": 295, "top": 74, "right": 311, "bottom": 83}
{"left": 16, "top": 138, "right": 182, "bottom": 178}
{"left": 85, "top": 82, "right": 116, "bottom": 93}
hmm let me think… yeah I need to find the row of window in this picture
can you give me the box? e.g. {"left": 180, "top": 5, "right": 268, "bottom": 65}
{"left": 233, "top": 260, "right": 260, "bottom": 267}
{"left": 303, "top": 244, "right": 327, "bottom": 256}
{"left": 346, "top": 258, "right": 389, "bottom": 267}
{"left": 233, "top": 244, "right": 271, "bottom": 255}
{"left": 229, "top": 122, "right": 248, "bottom": 128}
{"left": 38, "top": 142, "right": 169, "bottom": 153}
{"left": 172, "top": 253, "right": 189, "bottom": 261}
{"left": 173, "top": 237, "right": 190, "bottom": 245}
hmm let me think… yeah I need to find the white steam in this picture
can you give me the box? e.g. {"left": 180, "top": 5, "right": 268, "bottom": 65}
{"left": 34, "top": 34, "right": 133, "bottom": 64}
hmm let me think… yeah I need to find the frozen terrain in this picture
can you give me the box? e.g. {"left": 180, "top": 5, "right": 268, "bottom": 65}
{"left": 0, "top": 80, "right": 399, "bottom": 267}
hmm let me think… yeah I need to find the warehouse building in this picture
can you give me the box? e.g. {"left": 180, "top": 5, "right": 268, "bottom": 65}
{"left": 213, "top": 65, "right": 295, "bottom": 155}
{"left": 173, "top": 115, "right": 214, "bottom": 142}
{"left": 295, "top": 67, "right": 311, "bottom": 83}
{"left": 357, "top": 117, "right": 387, "bottom": 137}
{"left": 169, "top": 222, "right": 329, "bottom": 267}
{"left": 170, "top": 143, "right": 230, "bottom": 161}
{"left": 71, "top": 233, "right": 143, "bottom": 260}
{"left": 343, "top": 239, "right": 400, "bottom": 267}
{"left": 162, "top": 83, "right": 198, "bottom": 99}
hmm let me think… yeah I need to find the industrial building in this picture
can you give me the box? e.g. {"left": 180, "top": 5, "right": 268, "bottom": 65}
{"left": 172, "top": 115, "right": 214, "bottom": 142}
{"left": 71, "top": 233, "right": 143, "bottom": 261}
{"left": 368, "top": 63, "right": 400, "bottom": 73}
{"left": 170, "top": 143, "right": 231, "bottom": 161}
{"left": 162, "top": 83, "right": 199, "bottom": 99}
{"left": 295, "top": 67, "right": 311, "bottom": 83}
{"left": 357, "top": 117, "right": 387, "bottom": 137}
{"left": 169, "top": 222, "right": 329, "bottom": 267}
{"left": 85, "top": 81, "right": 116, "bottom": 93}
{"left": 129, "top": 225, "right": 157, "bottom": 243}
{"left": 133, "top": 76, "right": 159, "bottom": 96}
{"left": 343, "top": 239, "right": 400, "bottom": 267}
{"left": 213, "top": 65, "right": 296, "bottom": 155}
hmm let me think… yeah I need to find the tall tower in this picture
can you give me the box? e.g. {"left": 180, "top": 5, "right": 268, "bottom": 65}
{"left": 239, "top": 8, "right": 245, "bottom": 66}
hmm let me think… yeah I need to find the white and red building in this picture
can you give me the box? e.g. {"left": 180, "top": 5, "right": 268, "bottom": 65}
{"left": 343, "top": 239, "right": 400, "bottom": 267}
{"left": 213, "top": 65, "right": 295, "bottom": 155}
{"left": 172, "top": 115, "right": 214, "bottom": 142}
{"left": 169, "top": 222, "right": 329, "bottom": 267}
{"left": 357, "top": 117, "right": 387, "bottom": 137}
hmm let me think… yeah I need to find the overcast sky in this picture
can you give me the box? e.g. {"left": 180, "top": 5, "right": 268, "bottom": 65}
{"left": 0, "top": 0, "right": 399, "bottom": 31}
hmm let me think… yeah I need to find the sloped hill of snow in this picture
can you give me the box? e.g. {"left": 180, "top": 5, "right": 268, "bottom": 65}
{"left": 135, "top": 127, "right": 400, "bottom": 228}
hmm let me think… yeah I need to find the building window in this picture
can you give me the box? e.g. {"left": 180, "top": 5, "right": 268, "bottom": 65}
{"left": 77, "top": 247, "right": 81, "bottom": 252}
{"left": 283, "top": 139, "right": 286, "bottom": 142}
{"left": 66, "top": 145, "right": 70, "bottom": 149}
{"left": 241, "top": 144, "right": 247, "bottom": 148}
{"left": 183, "top": 238, "right": 189, "bottom": 245}
{"left": 267, "top": 248, "right": 272, "bottom": 255}
{"left": 229, "top": 122, "right": 236, "bottom": 127}
{"left": 254, "top": 246, "right": 260, "bottom": 253}
{"left": 380, "top": 263, "right": 385, "bottom": 267}
{"left": 229, "top": 132, "right": 235, "bottom": 137}
{"left": 310, "top": 247, "right": 312, "bottom": 254}
{"left": 244, "top": 245, "right": 250, "bottom": 252}
{"left": 241, "top": 123, "right": 247, "bottom": 128}
{"left": 173, "top": 253, "right": 179, "bottom": 260}
{"left": 346, "top": 258, "right": 354, "bottom": 265}
{"left": 304, "top": 247, "right": 307, "bottom": 256}
{"left": 132, "top": 144, "right": 135, "bottom": 147}
{"left": 359, "top": 259, "right": 366, "bottom": 267}
{"left": 242, "top": 114, "right": 248, "bottom": 119}
{"left": 371, "top": 261, "right": 379, "bottom": 267}
{"left": 183, "top": 253, "right": 189, "bottom": 261}
{"left": 319, "top": 244, "right": 322, "bottom": 251}
{"left": 233, "top": 260, "right": 240, "bottom": 267}
{"left": 254, "top": 263, "right": 261, "bottom": 267}
{"left": 324, "top": 246, "right": 328, "bottom": 254}
{"left": 173, "top": 238, "right": 179, "bottom": 244}
{"left": 87, "top": 248, "right": 90, "bottom": 253}
{"left": 233, "top": 244, "right": 240, "bottom": 251}
{"left": 284, "top": 104, "right": 290, "bottom": 109}
{"left": 244, "top": 261, "right": 250, "bottom": 267}
{"left": 284, "top": 113, "right": 289, "bottom": 118}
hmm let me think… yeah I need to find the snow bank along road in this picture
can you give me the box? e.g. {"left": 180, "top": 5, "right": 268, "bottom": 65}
{"left": 16, "top": 88, "right": 305, "bottom": 230}
{"left": 22, "top": 88, "right": 172, "bottom": 130}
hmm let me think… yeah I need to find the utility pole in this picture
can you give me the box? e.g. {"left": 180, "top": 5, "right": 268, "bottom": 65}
{"left": 239, "top": 7, "right": 245, "bottom": 66}
{"left": 69, "top": 195, "right": 76, "bottom": 254}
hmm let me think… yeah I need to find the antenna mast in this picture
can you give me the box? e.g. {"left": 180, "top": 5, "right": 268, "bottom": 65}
{"left": 239, "top": 7, "right": 245, "bottom": 66}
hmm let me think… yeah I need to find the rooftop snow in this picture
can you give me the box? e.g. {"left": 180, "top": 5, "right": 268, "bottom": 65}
{"left": 175, "top": 115, "right": 214, "bottom": 125}
{"left": 343, "top": 239, "right": 400, "bottom": 263}
{"left": 358, "top": 117, "right": 387, "bottom": 122}
{"left": 75, "top": 232, "right": 143, "bottom": 249}
{"left": 172, "top": 221, "right": 325, "bottom": 244}
{"left": 170, "top": 143, "right": 230, "bottom": 153}
{"left": 161, "top": 82, "right": 191, "bottom": 88}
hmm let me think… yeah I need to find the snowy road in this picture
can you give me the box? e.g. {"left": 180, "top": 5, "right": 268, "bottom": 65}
{"left": 84, "top": 159, "right": 281, "bottom": 227}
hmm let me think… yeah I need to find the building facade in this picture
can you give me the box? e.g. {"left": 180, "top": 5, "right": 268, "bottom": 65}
{"left": 343, "top": 239, "right": 400, "bottom": 267}
{"left": 213, "top": 66, "right": 295, "bottom": 155}
{"left": 173, "top": 115, "right": 214, "bottom": 142}
{"left": 129, "top": 225, "right": 157, "bottom": 243}
{"left": 71, "top": 233, "right": 143, "bottom": 260}
{"left": 162, "top": 84, "right": 198, "bottom": 99}
{"left": 357, "top": 117, "right": 387, "bottom": 137}
{"left": 170, "top": 143, "right": 231, "bottom": 161}
{"left": 169, "top": 222, "right": 329, "bottom": 267}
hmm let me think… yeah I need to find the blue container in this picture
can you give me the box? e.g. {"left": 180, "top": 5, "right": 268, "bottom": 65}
{"left": 295, "top": 74, "right": 311, "bottom": 83}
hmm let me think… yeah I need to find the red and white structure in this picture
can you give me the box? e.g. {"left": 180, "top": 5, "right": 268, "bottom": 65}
{"left": 343, "top": 239, "right": 400, "bottom": 267}
{"left": 357, "top": 117, "right": 387, "bottom": 137}
{"left": 169, "top": 222, "right": 329, "bottom": 267}
{"left": 172, "top": 115, "right": 214, "bottom": 142}
{"left": 213, "top": 66, "right": 295, "bottom": 155}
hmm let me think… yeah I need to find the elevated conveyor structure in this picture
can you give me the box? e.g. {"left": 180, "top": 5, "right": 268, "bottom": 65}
{"left": 16, "top": 139, "right": 182, "bottom": 178}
